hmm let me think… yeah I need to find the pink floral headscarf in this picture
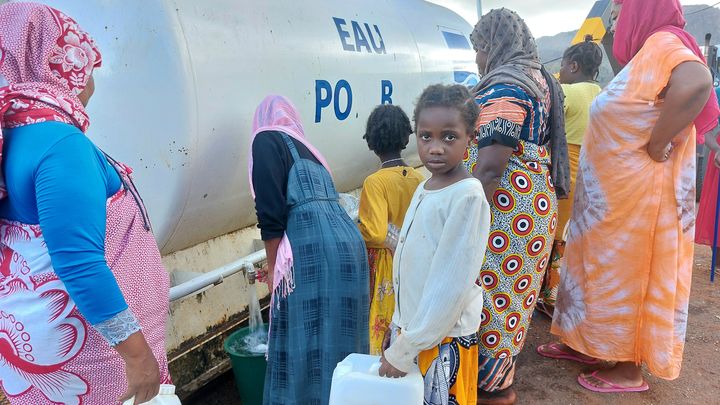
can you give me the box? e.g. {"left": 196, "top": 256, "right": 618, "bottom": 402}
{"left": 0, "top": 2, "right": 102, "bottom": 199}
{"left": 248, "top": 95, "right": 331, "bottom": 302}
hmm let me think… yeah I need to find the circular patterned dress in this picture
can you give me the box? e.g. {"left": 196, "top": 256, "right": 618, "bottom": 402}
{"left": 465, "top": 81, "right": 557, "bottom": 391}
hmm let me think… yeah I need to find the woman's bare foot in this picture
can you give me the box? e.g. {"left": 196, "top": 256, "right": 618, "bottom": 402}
{"left": 537, "top": 342, "right": 599, "bottom": 364}
{"left": 580, "top": 362, "right": 646, "bottom": 390}
{"left": 477, "top": 387, "right": 517, "bottom": 405}
{"left": 553, "top": 343, "right": 595, "bottom": 362}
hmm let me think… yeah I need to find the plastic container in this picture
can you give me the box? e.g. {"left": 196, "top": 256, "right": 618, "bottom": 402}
{"left": 121, "top": 385, "right": 181, "bottom": 405}
{"left": 329, "top": 353, "right": 424, "bottom": 405}
{"left": 338, "top": 193, "right": 360, "bottom": 221}
{"left": 223, "top": 325, "right": 268, "bottom": 405}
{"left": 385, "top": 223, "right": 400, "bottom": 253}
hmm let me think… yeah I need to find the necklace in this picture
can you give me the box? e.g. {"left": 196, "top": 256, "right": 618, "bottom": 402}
{"left": 381, "top": 157, "right": 404, "bottom": 167}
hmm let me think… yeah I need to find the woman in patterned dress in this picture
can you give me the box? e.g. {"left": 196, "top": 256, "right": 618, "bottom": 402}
{"left": 465, "top": 8, "right": 570, "bottom": 404}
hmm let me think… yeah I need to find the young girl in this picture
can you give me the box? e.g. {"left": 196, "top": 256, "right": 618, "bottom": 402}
{"left": 379, "top": 84, "right": 491, "bottom": 405}
{"left": 537, "top": 35, "right": 603, "bottom": 317}
{"left": 359, "top": 104, "right": 424, "bottom": 355}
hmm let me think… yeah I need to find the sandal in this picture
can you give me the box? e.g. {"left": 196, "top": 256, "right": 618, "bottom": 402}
{"left": 536, "top": 342, "right": 601, "bottom": 365}
{"left": 577, "top": 371, "right": 649, "bottom": 393}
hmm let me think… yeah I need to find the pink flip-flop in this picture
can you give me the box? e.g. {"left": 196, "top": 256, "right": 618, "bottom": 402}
{"left": 536, "top": 342, "right": 601, "bottom": 365}
{"left": 577, "top": 371, "right": 650, "bottom": 393}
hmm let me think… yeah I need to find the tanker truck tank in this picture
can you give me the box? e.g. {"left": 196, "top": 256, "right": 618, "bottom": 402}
{"left": 36, "top": 0, "right": 479, "bottom": 396}
{"left": 42, "top": 0, "right": 478, "bottom": 254}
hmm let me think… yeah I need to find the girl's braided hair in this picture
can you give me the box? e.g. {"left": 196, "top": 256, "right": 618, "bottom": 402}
{"left": 563, "top": 35, "right": 604, "bottom": 79}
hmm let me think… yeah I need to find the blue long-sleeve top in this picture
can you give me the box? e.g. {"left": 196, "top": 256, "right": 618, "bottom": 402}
{"left": 0, "top": 121, "right": 128, "bottom": 325}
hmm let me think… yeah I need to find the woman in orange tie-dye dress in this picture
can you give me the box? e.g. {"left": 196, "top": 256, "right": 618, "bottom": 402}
{"left": 539, "top": 0, "right": 718, "bottom": 394}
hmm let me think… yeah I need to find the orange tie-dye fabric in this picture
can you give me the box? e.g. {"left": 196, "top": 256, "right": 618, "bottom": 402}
{"left": 550, "top": 32, "right": 701, "bottom": 380}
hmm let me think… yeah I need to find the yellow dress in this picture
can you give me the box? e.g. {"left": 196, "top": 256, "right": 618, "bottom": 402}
{"left": 542, "top": 82, "right": 601, "bottom": 308}
{"left": 417, "top": 336, "right": 479, "bottom": 405}
{"left": 556, "top": 82, "right": 601, "bottom": 236}
{"left": 358, "top": 166, "right": 423, "bottom": 355}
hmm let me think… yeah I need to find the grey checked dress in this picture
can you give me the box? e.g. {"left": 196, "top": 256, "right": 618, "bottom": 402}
{"left": 263, "top": 133, "right": 369, "bottom": 405}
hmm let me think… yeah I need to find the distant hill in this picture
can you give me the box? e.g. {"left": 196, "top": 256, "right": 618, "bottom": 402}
{"left": 537, "top": 4, "right": 720, "bottom": 85}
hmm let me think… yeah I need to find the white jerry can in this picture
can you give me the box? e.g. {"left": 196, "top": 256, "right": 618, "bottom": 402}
{"left": 329, "top": 353, "right": 424, "bottom": 405}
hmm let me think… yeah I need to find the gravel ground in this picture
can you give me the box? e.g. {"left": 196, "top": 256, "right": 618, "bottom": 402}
{"left": 186, "top": 244, "right": 720, "bottom": 405}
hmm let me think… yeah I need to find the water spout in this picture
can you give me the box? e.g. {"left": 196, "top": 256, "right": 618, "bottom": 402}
{"left": 246, "top": 267, "right": 257, "bottom": 285}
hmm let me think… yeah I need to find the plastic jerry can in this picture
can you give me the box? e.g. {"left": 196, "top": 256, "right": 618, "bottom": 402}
{"left": 329, "top": 353, "right": 424, "bottom": 405}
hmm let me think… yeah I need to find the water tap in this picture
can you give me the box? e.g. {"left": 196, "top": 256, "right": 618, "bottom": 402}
{"left": 246, "top": 267, "right": 257, "bottom": 285}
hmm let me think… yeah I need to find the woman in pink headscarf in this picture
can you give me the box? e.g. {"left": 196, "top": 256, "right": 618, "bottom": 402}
{"left": 249, "top": 95, "right": 369, "bottom": 405}
{"left": 537, "top": 0, "right": 716, "bottom": 394}
{"left": 0, "top": 3, "right": 173, "bottom": 404}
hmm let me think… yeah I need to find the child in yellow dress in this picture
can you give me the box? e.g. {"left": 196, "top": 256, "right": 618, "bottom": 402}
{"left": 358, "top": 104, "right": 424, "bottom": 355}
{"left": 538, "top": 35, "right": 603, "bottom": 317}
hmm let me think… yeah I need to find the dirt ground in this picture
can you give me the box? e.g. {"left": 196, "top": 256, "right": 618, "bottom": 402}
{"left": 511, "top": 244, "right": 720, "bottom": 405}
{"left": 186, "top": 244, "right": 720, "bottom": 405}
{"left": 1, "top": 245, "right": 716, "bottom": 405}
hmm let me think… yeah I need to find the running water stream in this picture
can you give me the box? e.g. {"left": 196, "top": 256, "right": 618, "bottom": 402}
{"left": 233, "top": 268, "right": 268, "bottom": 355}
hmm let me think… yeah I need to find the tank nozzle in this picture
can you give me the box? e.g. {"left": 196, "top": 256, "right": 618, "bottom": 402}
{"left": 246, "top": 267, "right": 257, "bottom": 285}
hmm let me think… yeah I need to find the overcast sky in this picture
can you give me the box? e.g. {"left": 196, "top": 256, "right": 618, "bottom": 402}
{"left": 429, "top": 0, "right": 715, "bottom": 37}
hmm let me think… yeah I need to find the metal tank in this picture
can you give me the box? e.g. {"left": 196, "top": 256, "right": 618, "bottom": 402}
{"left": 41, "top": 0, "right": 478, "bottom": 254}
{"left": 27, "top": 0, "right": 478, "bottom": 394}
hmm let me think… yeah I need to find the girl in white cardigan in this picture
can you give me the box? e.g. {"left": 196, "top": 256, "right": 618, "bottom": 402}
{"left": 379, "top": 84, "right": 491, "bottom": 405}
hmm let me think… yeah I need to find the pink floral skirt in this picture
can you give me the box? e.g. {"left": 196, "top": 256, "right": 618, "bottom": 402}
{"left": 0, "top": 178, "right": 171, "bottom": 404}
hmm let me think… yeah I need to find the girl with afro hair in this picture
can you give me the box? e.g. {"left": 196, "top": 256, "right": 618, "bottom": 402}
{"left": 358, "top": 104, "right": 424, "bottom": 355}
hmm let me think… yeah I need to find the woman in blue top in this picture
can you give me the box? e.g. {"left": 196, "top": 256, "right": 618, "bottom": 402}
{"left": 0, "top": 3, "right": 172, "bottom": 404}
